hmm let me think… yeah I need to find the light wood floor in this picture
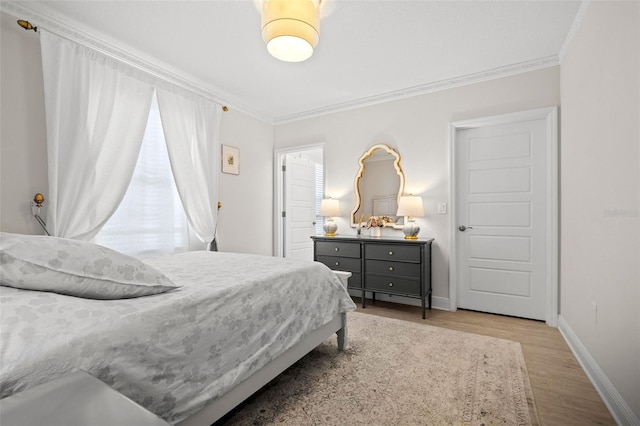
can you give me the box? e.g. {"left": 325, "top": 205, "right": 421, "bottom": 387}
{"left": 351, "top": 297, "right": 615, "bottom": 426}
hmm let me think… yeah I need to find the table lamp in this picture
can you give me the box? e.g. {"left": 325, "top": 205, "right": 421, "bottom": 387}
{"left": 396, "top": 195, "right": 424, "bottom": 239}
{"left": 320, "top": 198, "right": 340, "bottom": 236}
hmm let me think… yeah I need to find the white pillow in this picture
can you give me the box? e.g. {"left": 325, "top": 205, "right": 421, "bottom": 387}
{"left": 0, "top": 232, "right": 179, "bottom": 299}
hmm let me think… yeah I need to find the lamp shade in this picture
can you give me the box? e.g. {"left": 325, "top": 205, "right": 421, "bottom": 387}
{"left": 262, "top": 0, "right": 320, "bottom": 62}
{"left": 397, "top": 195, "right": 424, "bottom": 218}
{"left": 320, "top": 198, "right": 340, "bottom": 217}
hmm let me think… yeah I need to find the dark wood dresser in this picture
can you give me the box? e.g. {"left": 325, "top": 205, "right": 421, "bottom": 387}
{"left": 311, "top": 235, "right": 434, "bottom": 319}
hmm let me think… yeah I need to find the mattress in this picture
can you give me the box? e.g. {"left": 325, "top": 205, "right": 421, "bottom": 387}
{"left": 0, "top": 251, "right": 356, "bottom": 423}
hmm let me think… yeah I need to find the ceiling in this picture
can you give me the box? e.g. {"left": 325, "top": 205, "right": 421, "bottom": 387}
{"left": 4, "top": 0, "right": 582, "bottom": 123}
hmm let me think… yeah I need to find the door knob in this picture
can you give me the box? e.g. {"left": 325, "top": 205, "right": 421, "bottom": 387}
{"left": 458, "top": 225, "right": 474, "bottom": 231}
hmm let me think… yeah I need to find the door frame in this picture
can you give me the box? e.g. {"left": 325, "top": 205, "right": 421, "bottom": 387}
{"left": 273, "top": 143, "right": 325, "bottom": 258}
{"left": 448, "top": 107, "right": 558, "bottom": 326}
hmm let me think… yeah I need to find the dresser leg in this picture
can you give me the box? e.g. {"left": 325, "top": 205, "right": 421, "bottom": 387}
{"left": 362, "top": 290, "right": 366, "bottom": 309}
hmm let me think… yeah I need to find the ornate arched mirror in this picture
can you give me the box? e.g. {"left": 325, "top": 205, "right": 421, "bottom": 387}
{"left": 350, "top": 144, "right": 405, "bottom": 228}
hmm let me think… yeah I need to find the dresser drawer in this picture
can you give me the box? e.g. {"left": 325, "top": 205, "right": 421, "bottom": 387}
{"left": 315, "top": 241, "right": 360, "bottom": 258}
{"left": 365, "top": 275, "right": 421, "bottom": 296}
{"left": 365, "top": 244, "right": 421, "bottom": 262}
{"left": 316, "top": 256, "right": 361, "bottom": 273}
{"left": 365, "top": 259, "right": 420, "bottom": 278}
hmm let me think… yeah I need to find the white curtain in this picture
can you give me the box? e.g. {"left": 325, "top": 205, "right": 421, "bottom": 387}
{"left": 156, "top": 88, "right": 221, "bottom": 245}
{"left": 95, "top": 94, "right": 192, "bottom": 258}
{"left": 40, "top": 30, "right": 155, "bottom": 240}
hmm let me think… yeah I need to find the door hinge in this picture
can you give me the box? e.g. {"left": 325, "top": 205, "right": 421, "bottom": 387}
{"left": 282, "top": 165, "right": 286, "bottom": 172}
{"left": 282, "top": 211, "right": 286, "bottom": 218}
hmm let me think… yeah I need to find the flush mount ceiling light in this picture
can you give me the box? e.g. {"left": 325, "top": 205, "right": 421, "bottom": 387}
{"left": 261, "top": 0, "right": 320, "bottom": 62}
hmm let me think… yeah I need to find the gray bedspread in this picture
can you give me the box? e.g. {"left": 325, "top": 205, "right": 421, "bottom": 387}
{"left": 0, "top": 251, "right": 356, "bottom": 424}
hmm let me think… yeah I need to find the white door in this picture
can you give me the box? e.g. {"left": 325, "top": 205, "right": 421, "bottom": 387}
{"left": 284, "top": 155, "right": 316, "bottom": 260}
{"left": 455, "top": 113, "right": 554, "bottom": 321}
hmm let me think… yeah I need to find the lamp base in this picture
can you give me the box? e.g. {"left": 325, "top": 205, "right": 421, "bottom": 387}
{"left": 402, "top": 220, "right": 420, "bottom": 240}
{"left": 323, "top": 220, "right": 337, "bottom": 237}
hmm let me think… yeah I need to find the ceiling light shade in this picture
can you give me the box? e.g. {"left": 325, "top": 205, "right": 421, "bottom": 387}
{"left": 262, "top": 0, "right": 320, "bottom": 62}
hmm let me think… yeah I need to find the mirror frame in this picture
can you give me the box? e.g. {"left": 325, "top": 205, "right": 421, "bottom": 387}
{"left": 350, "top": 144, "right": 405, "bottom": 228}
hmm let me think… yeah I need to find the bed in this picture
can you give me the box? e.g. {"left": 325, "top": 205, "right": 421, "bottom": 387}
{"left": 0, "top": 232, "right": 356, "bottom": 425}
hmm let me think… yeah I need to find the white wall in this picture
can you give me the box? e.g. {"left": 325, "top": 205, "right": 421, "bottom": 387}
{"left": 218, "top": 109, "right": 273, "bottom": 256}
{"left": 4, "top": 1, "right": 638, "bottom": 419}
{"left": 0, "top": 11, "right": 48, "bottom": 235}
{"left": 560, "top": 1, "right": 640, "bottom": 421}
{"left": 0, "top": 10, "right": 274, "bottom": 257}
{"left": 274, "top": 67, "right": 560, "bottom": 305}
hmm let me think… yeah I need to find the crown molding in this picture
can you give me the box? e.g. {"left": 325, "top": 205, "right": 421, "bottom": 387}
{"left": 273, "top": 54, "right": 560, "bottom": 124}
{"left": 2, "top": 1, "right": 562, "bottom": 126}
{"left": 0, "top": 1, "right": 272, "bottom": 124}
{"left": 558, "top": 0, "right": 590, "bottom": 63}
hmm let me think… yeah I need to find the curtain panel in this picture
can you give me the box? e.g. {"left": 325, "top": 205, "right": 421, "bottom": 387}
{"left": 156, "top": 88, "right": 222, "bottom": 246}
{"left": 40, "top": 30, "right": 154, "bottom": 240}
{"left": 40, "top": 30, "right": 222, "bottom": 248}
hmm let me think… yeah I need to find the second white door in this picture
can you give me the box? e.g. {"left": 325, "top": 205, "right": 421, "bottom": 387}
{"left": 455, "top": 110, "right": 556, "bottom": 321}
{"left": 284, "top": 155, "right": 316, "bottom": 261}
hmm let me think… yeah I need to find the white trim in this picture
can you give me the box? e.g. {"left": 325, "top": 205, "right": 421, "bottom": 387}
{"left": 558, "top": 315, "right": 639, "bottom": 426}
{"left": 558, "top": 0, "right": 590, "bottom": 62}
{"left": 2, "top": 1, "right": 562, "bottom": 125}
{"left": 449, "top": 107, "right": 559, "bottom": 326}
{"left": 347, "top": 291, "right": 450, "bottom": 312}
{"left": 448, "top": 122, "right": 459, "bottom": 313}
{"left": 544, "top": 107, "right": 559, "bottom": 327}
{"left": 2, "top": 2, "right": 567, "bottom": 125}
{"left": 0, "top": 1, "right": 271, "bottom": 124}
{"left": 273, "top": 144, "right": 325, "bottom": 258}
{"left": 274, "top": 56, "right": 559, "bottom": 124}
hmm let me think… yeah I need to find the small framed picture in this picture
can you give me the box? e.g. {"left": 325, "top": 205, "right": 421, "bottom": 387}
{"left": 222, "top": 145, "right": 239, "bottom": 175}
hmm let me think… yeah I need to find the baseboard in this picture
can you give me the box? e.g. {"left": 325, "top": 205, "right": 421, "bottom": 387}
{"left": 557, "top": 315, "right": 639, "bottom": 426}
{"left": 347, "top": 290, "right": 450, "bottom": 311}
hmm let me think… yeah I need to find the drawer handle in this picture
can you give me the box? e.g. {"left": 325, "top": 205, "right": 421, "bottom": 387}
{"left": 388, "top": 282, "right": 394, "bottom": 287}
{"left": 388, "top": 251, "right": 394, "bottom": 256}
{"left": 335, "top": 262, "right": 340, "bottom": 266}
{"left": 389, "top": 266, "right": 394, "bottom": 271}
{"left": 334, "top": 247, "right": 339, "bottom": 252}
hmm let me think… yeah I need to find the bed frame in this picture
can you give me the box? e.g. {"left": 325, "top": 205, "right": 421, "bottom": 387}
{"left": 177, "top": 312, "right": 347, "bottom": 426}
{"left": 178, "top": 270, "right": 352, "bottom": 426}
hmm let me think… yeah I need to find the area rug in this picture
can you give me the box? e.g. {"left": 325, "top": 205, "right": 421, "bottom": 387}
{"left": 217, "top": 311, "right": 540, "bottom": 425}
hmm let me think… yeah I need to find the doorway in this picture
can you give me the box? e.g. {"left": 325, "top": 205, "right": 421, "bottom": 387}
{"left": 274, "top": 145, "right": 324, "bottom": 260}
{"left": 449, "top": 107, "right": 558, "bottom": 325}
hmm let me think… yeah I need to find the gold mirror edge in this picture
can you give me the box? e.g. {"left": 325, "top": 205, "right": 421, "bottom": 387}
{"left": 350, "top": 143, "right": 405, "bottom": 228}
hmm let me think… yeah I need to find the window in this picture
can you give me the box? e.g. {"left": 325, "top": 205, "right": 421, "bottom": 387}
{"left": 95, "top": 94, "right": 191, "bottom": 258}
